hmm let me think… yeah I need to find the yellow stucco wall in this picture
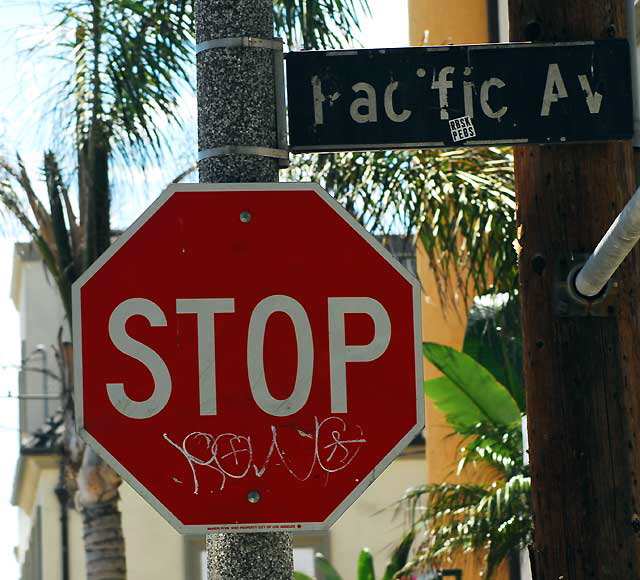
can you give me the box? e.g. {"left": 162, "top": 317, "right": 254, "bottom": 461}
{"left": 119, "top": 483, "right": 186, "bottom": 580}
{"left": 408, "top": 0, "right": 489, "bottom": 46}
{"left": 39, "top": 469, "right": 63, "bottom": 580}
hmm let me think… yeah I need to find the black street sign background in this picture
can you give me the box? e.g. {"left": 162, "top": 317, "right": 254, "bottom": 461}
{"left": 285, "top": 40, "right": 632, "bottom": 152}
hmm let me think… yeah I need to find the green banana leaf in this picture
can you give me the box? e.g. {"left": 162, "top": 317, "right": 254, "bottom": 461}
{"left": 423, "top": 342, "right": 521, "bottom": 428}
{"left": 463, "top": 293, "right": 525, "bottom": 412}
{"left": 357, "top": 548, "right": 375, "bottom": 580}
{"left": 293, "top": 573, "right": 314, "bottom": 580}
{"left": 381, "top": 530, "right": 415, "bottom": 580}
{"left": 315, "top": 553, "right": 343, "bottom": 580}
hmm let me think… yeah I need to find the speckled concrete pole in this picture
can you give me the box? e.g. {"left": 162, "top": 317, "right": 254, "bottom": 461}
{"left": 206, "top": 532, "right": 293, "bottom": 580}
{"left": 196, "top": 0, "right": 279, "bottom": 183}
{"left": 196, "top": 0, "right": 292, "bottom": 578}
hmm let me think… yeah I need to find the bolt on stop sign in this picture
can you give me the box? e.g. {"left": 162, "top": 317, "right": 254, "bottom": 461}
{"left": 73, "top": 183, "right": 424, "bottom": 533}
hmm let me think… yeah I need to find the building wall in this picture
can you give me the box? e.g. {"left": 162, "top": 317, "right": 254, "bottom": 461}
{"left": 119, "top": 484, "right": 186, "bottom": 580}
{"left": 38, "top": 468, "right": 62, "bottom": 580}
{"left": 329, "top": 452, "right": 426, "bottom": 579}
{"left": 13, "top": 454, "right": 80, "bottom": 580}
{"left": 408, "top": 0, "right": 509, "bottom": 46}
{"left": 408, "top": 0, "right": 489, "bottom": 46}
{"left": 12, "top": 248, "right": 68, "bottom": 443}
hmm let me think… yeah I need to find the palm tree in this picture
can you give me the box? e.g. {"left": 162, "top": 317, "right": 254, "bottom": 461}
{"left": 0, "top": 1, "right": 369, "bottom": 578}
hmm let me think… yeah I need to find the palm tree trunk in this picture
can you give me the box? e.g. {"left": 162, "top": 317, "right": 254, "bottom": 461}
{"left": 77, "top": 447, "right": 127, "bottom": 580}
{"left": 82, "top": 498, "right": 126, "bottom": 580}
{"left": 81, "top": 138, "right": 111, "bottom": 266}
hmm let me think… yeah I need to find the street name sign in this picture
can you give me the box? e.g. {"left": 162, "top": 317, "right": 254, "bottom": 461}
{"left": 286, "top": 39, "right": 632, "bottom": 152}
{"left": 73, "top": 183, "right": 423, "bottom": 533}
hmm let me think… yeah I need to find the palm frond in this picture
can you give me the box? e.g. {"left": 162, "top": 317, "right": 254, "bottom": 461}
{"left": 394, "top": 414, "right": 530, "bottom": 578}
{"left": 455, "top": 421, "right": 524, "bottom": 478}
{"left": 0, "top": 176, "right": 41, "bottom": 241}
{"left": 49, "top": 0, "right": 194, "bottom": 162}
{"left": 44, "top": 151, "right": 78, "bottom": 320}
{"left": 287, "top": 148, "right": 516, "bottom": 303}
{"left": 463, "top": 292, "right": 525, "bottom": 412}
{"left": 1, "top": 154, "right": 58, "bottom": 255}
{"left": 400, "top": 474, "right": 531, "bottom": 579}
{"left": 275, "top": 0, "right": 370, "bottom": 49}
{"left": 0, "top": 166, "right": 68, "bottom": 314}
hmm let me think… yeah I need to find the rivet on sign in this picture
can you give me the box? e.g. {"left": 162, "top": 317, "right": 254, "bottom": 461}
{"left": 247, "top": 490, "right": 261, "bottom": 503}
{"left": 240, "top": 211, "right": 252, "bottom": 223}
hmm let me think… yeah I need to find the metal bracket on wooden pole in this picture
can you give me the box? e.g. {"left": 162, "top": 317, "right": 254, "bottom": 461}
{"left": 554, "top": 253, "right": 619, "bottom": 317}
{"left": 195, "top": 37, "right": 290, "bottom": 168}
{"left": 568, "top": 183, "right": 640, "bottom": 303}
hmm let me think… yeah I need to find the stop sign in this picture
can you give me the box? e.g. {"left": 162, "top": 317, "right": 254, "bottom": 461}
{"left": 73, "top": 183, "right": 423, "bottom": 533}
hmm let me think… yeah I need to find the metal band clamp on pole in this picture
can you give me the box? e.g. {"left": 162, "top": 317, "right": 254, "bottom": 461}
{"left": 198, "top": 145, "right": 289, "bottom": 161}
{"left": 196, "top": 36, "right": 290, "bottom": 167}
{"left": 195, "top": 36, "right": 284, "bottom": 53}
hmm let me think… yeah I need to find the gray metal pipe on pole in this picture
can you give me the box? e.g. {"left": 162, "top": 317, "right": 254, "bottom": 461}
{"left": 574, "top": 184, "right": 640, "bottom": 297}
{"left": 195, "top": 0, "right": 292, "bottom": 577}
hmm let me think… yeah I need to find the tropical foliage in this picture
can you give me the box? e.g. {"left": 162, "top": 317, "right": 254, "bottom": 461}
{"left": 288, "top": 147, "right": 517, "bottom": 302}
{"left": 463, "top": 292, "right": 524, "bottom": 411}
{"left": 294, "top": 532, "right": 415, "bottom": 580}
{"left": 274, "top": 0, "right": 368, "bottom": 49}
{"left": 397, "top": 343, "right": 531, "bottom": 580}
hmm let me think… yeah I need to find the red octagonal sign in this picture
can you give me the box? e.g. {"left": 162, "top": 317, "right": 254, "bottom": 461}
{"left": 73, "top": 183, "right": 423, "bottom": 533}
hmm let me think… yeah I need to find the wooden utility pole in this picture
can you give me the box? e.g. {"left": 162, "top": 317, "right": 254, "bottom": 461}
{"left": 508, "top": 1, "right": 640, "bottom": 577}
{"left": 195, "top": 0, "right": 292, "bottom": 578}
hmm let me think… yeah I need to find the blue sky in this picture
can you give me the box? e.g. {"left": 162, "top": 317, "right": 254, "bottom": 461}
{"left": 0, "top": 2, "right": 408, "bottom": 578}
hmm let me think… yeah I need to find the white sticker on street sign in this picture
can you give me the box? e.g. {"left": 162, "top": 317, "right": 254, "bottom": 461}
{"left": 449, "top": 116, "right": 476, "bottom": 141}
